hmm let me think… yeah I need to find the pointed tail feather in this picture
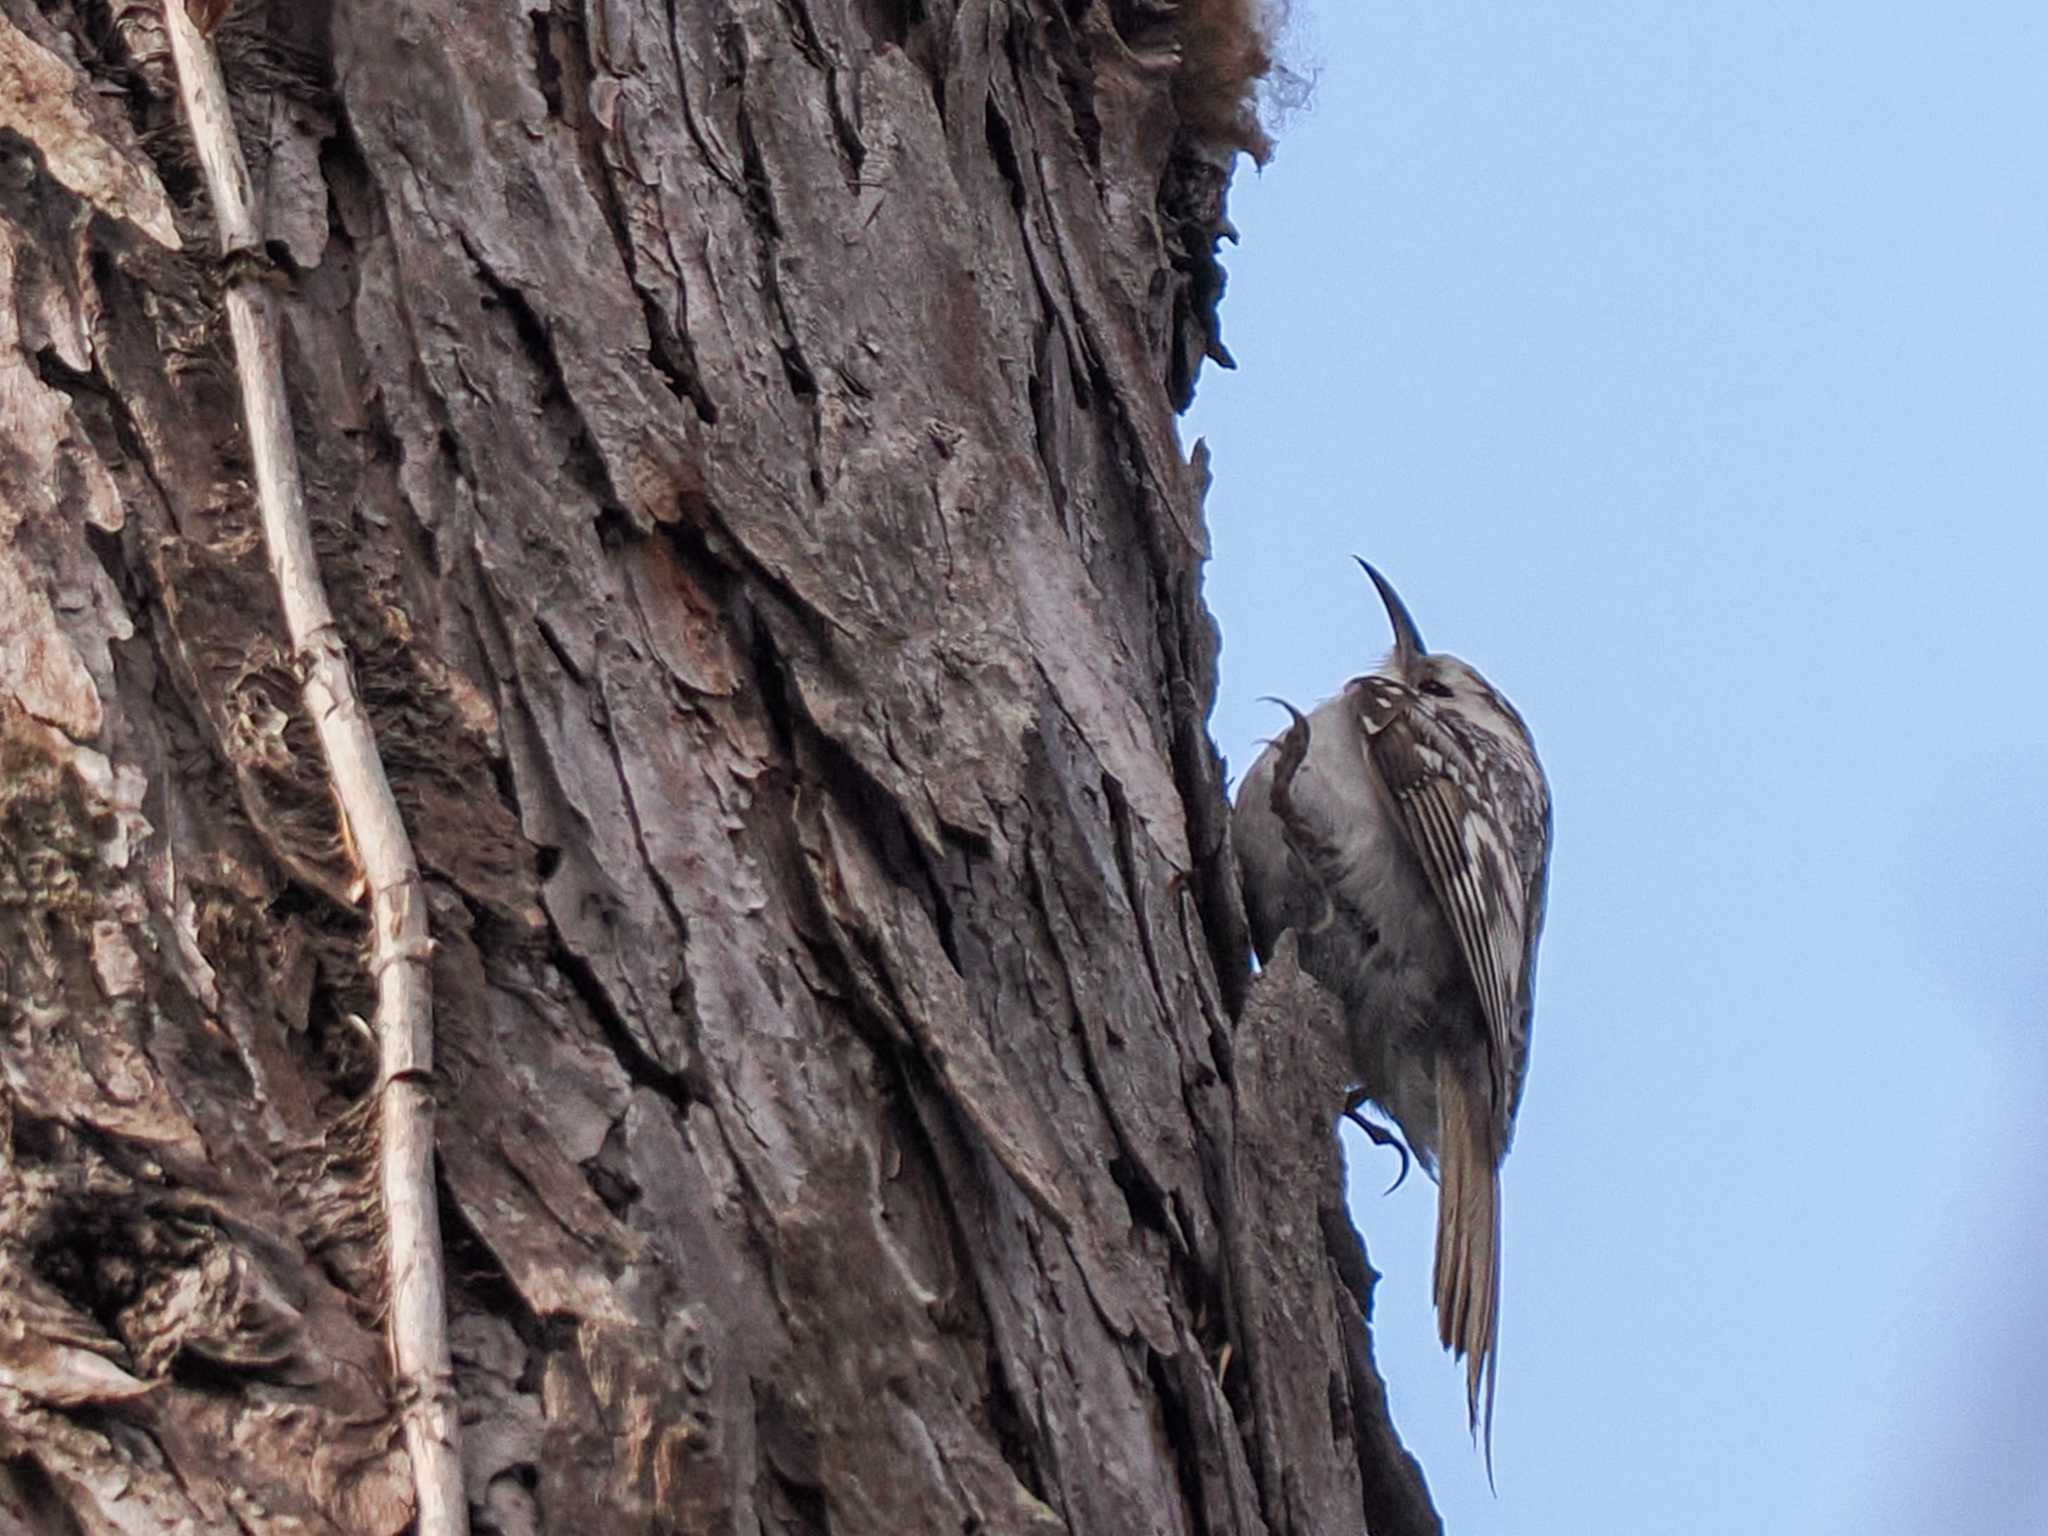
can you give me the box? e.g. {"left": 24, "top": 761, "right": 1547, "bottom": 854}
{"left": 1433, "top": 1061, "right": 1503, "bottom": 1483}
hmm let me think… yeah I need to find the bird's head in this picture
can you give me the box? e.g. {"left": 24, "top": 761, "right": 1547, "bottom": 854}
{"left": 1358, "top": 559, "right": 1534, "bottom": 744}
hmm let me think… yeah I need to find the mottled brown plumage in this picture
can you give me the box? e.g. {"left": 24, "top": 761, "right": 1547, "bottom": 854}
{"left": 1233, "top": 561, "right": 1552, "bottom": 1477}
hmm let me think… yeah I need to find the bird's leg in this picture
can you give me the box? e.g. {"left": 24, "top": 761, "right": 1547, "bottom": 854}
{"left": 1262, "top": 698, "right": 1319, "bottom": 850}
{"left": 1342, "top": 1088, "right": 1412, "bottom": 1194}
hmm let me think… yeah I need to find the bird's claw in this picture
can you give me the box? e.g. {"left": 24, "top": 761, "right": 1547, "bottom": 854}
{"left": 1342, "top": 1100, "right": 1412, "bottom": 1195}
{"left": 1259, "top": 696, "right": 1313, "bottom": 825}
{"left": 1258, "top": 696, "right": 1311, "bottom": 763}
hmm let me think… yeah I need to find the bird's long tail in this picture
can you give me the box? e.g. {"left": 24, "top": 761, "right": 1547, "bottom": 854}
{"left": 1433, "top": 1061, "right": 1503, "bottom": 1481}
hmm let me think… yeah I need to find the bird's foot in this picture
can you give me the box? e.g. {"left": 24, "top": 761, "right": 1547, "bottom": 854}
{"left": 1258, "top": 696, "right": 1312, "bottom": 824}
{"left": 1341, "top": 1094, "right": 1412, "bottom": 1195}
{"left": 1259, "top": 697, "right": 1342, "bottom": 875}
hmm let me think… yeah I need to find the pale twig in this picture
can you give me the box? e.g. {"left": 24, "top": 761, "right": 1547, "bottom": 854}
{"left": 162, "top": 10, "right": 468, "bottom": 1534}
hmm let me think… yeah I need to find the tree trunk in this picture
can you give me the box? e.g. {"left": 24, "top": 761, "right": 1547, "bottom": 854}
{"left": 0, "top": 2, "right": 1440, "bottom": 1533}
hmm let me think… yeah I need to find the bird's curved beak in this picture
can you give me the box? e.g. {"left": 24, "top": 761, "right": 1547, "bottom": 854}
{"left": 1356, "top": 558, "right": 1427, "bottom": 675}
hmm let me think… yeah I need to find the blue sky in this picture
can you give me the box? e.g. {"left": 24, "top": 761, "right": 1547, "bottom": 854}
{"left": 1185, "top": 4, "right": 2048, "bottom": 1530}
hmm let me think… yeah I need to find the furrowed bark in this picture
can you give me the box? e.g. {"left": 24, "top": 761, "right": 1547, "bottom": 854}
{"left": 162, "top": 8, "right": 466, "bottom": 1533}
{"left": 0, "top": 2, "right": 1447, "bottom": 1532}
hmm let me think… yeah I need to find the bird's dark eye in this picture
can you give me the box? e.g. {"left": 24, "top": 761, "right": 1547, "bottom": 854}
{"left": 1419, "top": 679, "right": 1454, "bottom": 699}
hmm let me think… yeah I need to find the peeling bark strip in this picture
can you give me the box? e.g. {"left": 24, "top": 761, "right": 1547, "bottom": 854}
{"left": 161, "top": 7, "right": 467, "bottom": 1535}
{"left": 0, "top": 1, "right": 1445, "bottom": 1532}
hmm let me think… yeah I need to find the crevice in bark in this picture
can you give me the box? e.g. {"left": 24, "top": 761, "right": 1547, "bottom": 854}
{"left": 984, "top": 94, "right": 1026, "bottom": 212}
{"left": 1040, "top": 3, "right": 1105, "bottom": 173}
{"left": 315, "top": 113, "right": 381, "bottom": 268}
{"left": 887, "top": 1053, "right": 1053, "bottom": 1504}
{"left": 1020, "top": 828, "right": 1173, "bottom": 1234}
{"left": 850, "top": 0, "right": 924, "bottom": 51}
{"left": 295, "top": 964, "right": 381, "bottom": 1104}
{"left": 67, "top": 0, "right": 186, "bottom": 176}
{"left": 0, "top": 1455, "right": 91, "bottom": 1536}
{"left": 214, "top": 23, "right": 337, "bottom": 117}
{"left": 32, "top": 342, "right": 142, "bottom": 471}
{"left": 29, "top": 304, "right": 192, "bottom": 525}
{"left": 1171, "top": 688, "right": 1253, "bottom": 1021}
{"left": 438, "top": 1178, "right": 548, "bottom": 1348}
{"left": 779, "top": 0, "right": 867, "bottom": 186}
{"left": 661, "top": 2, "right": 749, "bottom": 200}
{"left": 535, "top": 3, "right": 720, "bottom": 424}
{"left": 776, "top": 0, "right": 832, "bottom": 74}
{"left": 1145, "top": 1345, "right": 1220, "bottom": 1536}
{"left": 754, "top": 1380, "right": 835, "bottom": 1536}
{"left": 528, "top": 9, "right": 568, "bottom": 120}
{"left": 727, "top": 44, "right": 823, "bottom": 423}
{"left": 578, "top": 1116, "right": 643, "bottom": 1219}
{"left": 165, "top": 1347, "right": 296, "bottom": 1398}
{"left": 1102, "top": 770, "right": 1175, "bottom": 1018}
{"left": 1026, "top": 317, "right": 1073, "bottom": 528}
{"left": 1104, "top": 1149, "right": 1175, "bottom": 1246}
{"left": 777, "top": 668, "right": 968, "bottom": 984}
{"left": 461, "top": 235, "right": 625, "bottom": 523}
{"left": 545, "top": 929, "right": 700, "bottom": 1115}
{"left": 530, "top": 615, "right": 588, "bottom": 691}
{"left": 26, "top": 1209, "right": 142, "bottom": 1351}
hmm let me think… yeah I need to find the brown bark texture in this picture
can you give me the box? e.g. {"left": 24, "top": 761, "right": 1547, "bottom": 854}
{"left": 0, "top": 2, "right": 1441, "bottom": 1534}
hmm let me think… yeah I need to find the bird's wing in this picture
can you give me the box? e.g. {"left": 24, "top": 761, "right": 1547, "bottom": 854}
{"left": 1354, "top": 678, "right": 1550, "bottom": 1123}
{"left": 1505, "top": 817, "right": 1551, "bottom": 1127}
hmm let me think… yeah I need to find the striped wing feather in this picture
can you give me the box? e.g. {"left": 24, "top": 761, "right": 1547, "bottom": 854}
{"left": 1354, "top": 678, "right": 1546, "bottom": 1123}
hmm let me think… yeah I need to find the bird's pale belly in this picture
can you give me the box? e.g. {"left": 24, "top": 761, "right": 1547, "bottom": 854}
{"left": 1294, "top": 804, "right": 1471, "bottom": 1169}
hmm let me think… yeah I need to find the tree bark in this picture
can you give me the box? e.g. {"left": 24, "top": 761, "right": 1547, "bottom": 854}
{"left": 0, "top": 2, "right": 1441, "bottom": 1533}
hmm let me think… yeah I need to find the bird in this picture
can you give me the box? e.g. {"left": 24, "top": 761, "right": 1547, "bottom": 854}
{"left": 1231, "top": 559, "right": 1552, "bottom": 1474}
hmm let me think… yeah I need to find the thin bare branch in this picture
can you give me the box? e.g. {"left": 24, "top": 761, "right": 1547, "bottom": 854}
{"left": 161, "top": 8, "right": 468, "bottom": 1534}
